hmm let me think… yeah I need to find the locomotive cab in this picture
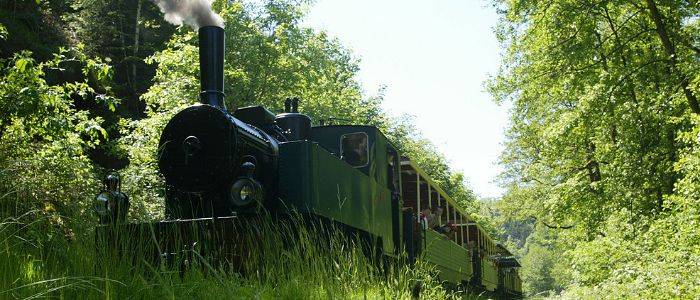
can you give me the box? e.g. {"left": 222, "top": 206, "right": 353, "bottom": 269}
{"left": 311, "top": 125, "right": 392, "bottom": 186}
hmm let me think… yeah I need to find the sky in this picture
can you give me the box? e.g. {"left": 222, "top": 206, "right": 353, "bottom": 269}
{"left": 303, "top": 0, "right": 510, "bottom": 199}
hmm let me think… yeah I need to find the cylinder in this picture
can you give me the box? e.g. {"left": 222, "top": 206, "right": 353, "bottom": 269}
{"left": 199, "top": 26, "right": 226, "bottom": 110}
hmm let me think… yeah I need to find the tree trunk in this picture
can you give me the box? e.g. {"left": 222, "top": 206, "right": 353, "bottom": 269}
{"left": 646, "top": 0, "right": 700, "bottom": 114}
{"left": 132, "top": 0, "right": 142, "bottom": 116}
{"left": 133, "top": 0, "right": 141, "bottom": 84}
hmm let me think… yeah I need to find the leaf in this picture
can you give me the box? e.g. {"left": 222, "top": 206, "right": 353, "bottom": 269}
{"left": 16, "top": 58, "right": 28, "bottom": 72}
{"left": 0, "top": 24, "right": 7, "bottom": 40}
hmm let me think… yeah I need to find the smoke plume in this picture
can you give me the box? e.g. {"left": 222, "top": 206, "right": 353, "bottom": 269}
{"left": 153, "top": 0, "right": 224, "bottom": 30}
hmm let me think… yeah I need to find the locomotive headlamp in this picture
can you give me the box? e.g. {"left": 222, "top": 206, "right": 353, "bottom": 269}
{"left": 240, "top": 185, "right": 254, "bottom": 201}
{"left": 229, "top": 178, "right": 263, "bottom": 207}
{"left": 229, "top": 161, "right": 263, "bottom": 207}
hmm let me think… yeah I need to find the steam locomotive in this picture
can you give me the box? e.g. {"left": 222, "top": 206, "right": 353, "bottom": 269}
{"left": 95, "top": 26, "right": 522, "bottom": 298}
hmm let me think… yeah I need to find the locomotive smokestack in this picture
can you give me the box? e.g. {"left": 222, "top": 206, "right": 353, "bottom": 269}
{"left": 199, "top": 26, "right": 226, "bottom": 110}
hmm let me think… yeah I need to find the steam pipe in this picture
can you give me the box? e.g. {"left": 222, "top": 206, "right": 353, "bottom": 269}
{"left": 199, "top": 26, "right": 226, "bottom": 110}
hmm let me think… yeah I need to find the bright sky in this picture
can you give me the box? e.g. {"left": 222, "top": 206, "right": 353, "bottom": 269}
{"left": 303, "top": 0, "right": 510, "bottom": 199}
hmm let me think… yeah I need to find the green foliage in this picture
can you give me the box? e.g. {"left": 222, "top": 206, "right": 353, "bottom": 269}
{"left": 0, "top": 1, "right": 70, "bottom": 60}
{"left": 490, "top": 0, "right": 700, "bottom": 297}
{"left": 66, "top": 0, "right": 178, "bottom": 117}
{"left": 0, "top": 48, "right": 111, "bottom": 234}
{"left": 559, "top": 117, "right": 700, "bottom": 298}
{"left": 0, "top": 23, "right": 7, "bottom": 41}
{"left": 490, "top": 0, "right": 694, "bottom": 230}
{"left": 521, "top": 243, "right": 562, "bottom": 295}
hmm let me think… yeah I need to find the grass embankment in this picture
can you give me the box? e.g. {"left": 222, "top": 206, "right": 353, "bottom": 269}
{"left": 1, "top": 208, "right": 466, "bottom": 299}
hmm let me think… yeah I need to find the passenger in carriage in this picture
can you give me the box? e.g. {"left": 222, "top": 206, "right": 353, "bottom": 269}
{"left": 427, "top": 205, "right": 443, "bottom": 229}
{"left": 435, "top": 222, "right": 456, "bottom": 237}
{"left": 466, "top": 240, "right": 477, "bottom": 251}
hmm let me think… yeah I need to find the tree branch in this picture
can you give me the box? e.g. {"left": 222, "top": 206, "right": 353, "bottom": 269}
{"left": 529, "top": 216, "right": 576, "bottom": 229}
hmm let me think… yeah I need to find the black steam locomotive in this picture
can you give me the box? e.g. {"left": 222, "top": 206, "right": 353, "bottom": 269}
{"left": 95, "top": 26, "right": 522, "bottom": 298}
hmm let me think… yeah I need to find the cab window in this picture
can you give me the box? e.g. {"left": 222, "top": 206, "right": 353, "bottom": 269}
{"left": 340, "top": 132, "right": 368, "bottom": 167}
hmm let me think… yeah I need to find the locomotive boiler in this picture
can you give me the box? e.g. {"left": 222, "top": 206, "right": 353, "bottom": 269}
{"left": 97, "top": 25, "right": 523, "bottom": 298}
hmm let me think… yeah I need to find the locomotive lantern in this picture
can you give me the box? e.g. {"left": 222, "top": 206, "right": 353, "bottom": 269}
{"left": 94, "top": 170, "right": 129, "bottom": 224}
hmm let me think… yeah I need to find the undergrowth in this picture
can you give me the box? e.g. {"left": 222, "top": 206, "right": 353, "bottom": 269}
{"left": 0, "top": 205, "right": 465, "bottom": 299}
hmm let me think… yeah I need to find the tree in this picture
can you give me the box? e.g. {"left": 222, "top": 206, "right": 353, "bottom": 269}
{"left": 0, "top": 1, "right": 72, "bottom": 61}
{"left": 0, "top": 44, "right": 112, "bottom": 238}
{"left": 69, "top": 0, "right": 177, "bottom": 118}
{"left": 489, "top": 0, "right": 700, "bottom": 295}
{"left": 489, "top": 0, "right": 698, "bottom": 233}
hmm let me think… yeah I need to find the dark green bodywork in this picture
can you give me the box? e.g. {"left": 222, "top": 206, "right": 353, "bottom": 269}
{"left": 277, "top": 126, "right": 397, "bottom": 256}
{"left": 424, "top": 229, "right": 472, "bottom": 283}
{"left": 238, "top": 122, "right": 516, "bottom": 292}
{"left": 311, "top": 125, "right": 390, "bottom": 186}
{"left": 482, "top": 257, "right": 499, "bottom": 291}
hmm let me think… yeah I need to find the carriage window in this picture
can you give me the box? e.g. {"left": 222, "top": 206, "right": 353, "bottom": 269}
{"left": 340, "top": 132, "right": 369, "bottom": 167}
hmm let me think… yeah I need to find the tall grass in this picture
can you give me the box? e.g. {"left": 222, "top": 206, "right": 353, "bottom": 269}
{"left": 0, "top": 200, "right": 467, "bottom": 299}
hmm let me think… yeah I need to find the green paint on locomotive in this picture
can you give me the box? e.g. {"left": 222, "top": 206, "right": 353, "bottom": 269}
{"left": 276, "top": 126, "right": 396, "bottom": 256}
{"left": 311, "top": 125, "right": 391, "bottom": 187}
{"left": 264, "top": 123, "right": 520, "bottom": 296}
